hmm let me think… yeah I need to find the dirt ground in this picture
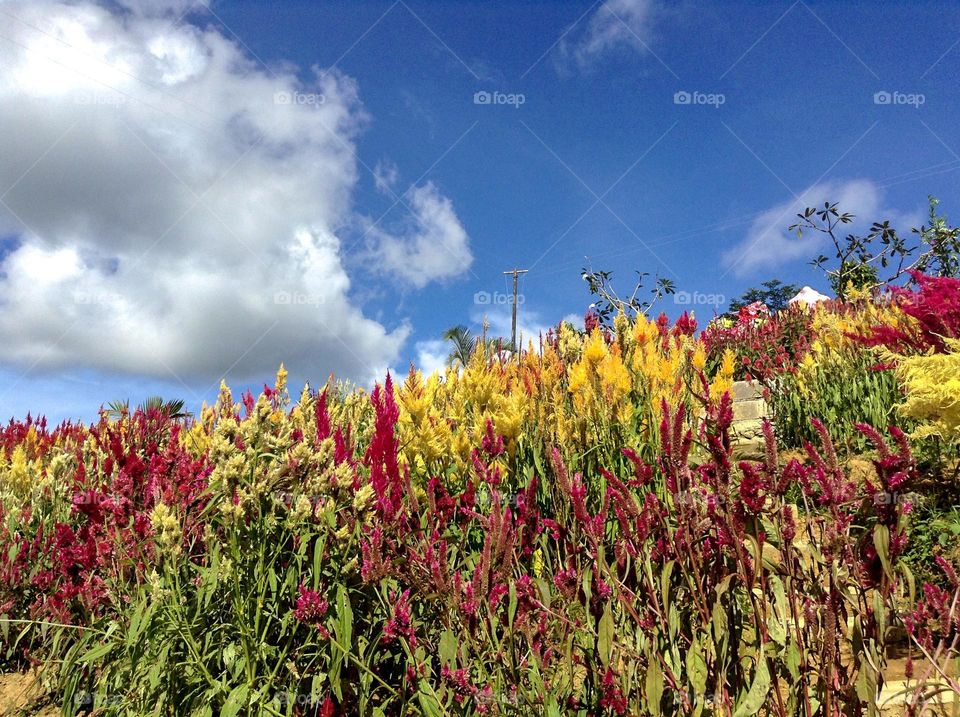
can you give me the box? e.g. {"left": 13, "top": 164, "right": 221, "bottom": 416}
{"left": 1, "top": 659, "right": 956, "bottom": 716}
{"left": 0, "top": 672, "right": 56, "bottom": 717}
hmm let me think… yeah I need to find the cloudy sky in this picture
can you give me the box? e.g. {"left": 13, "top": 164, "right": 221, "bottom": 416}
{"left": 1, "top": 0, "right": 958, "bottom": 422}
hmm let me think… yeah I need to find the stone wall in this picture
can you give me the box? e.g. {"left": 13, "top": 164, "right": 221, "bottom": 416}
{"left": 730, "top": 380, "right": 769, "bottom": 446}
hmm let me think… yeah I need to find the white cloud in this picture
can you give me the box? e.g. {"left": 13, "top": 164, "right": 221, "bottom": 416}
{"left": 722, "top": 179, "right": 923, "bottom": 278}
{"left": 414, "top": 339, "right": 448, "bottom": 376}
{"left": 115, "top": 0, "right": 208, "bottom": 17}
{"left": 0, "top": 0, "right": 469, "bottom": 386}
{"left": 373, "top": 159, "right": 399, "bottom": 194}
{"left": 561, "top": 312, "right": 584, "bottom": 330}
{"left": 472, "top": 304, "right": 554, "bottom": 351}
{"left": 560, "top": 0, "right": 660, "bottom": 70}
{"left": 364, "top": 181, "right": 473, "bottom": 288}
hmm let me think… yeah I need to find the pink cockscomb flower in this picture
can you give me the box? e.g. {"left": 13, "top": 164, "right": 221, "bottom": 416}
{"left": 293, "top": 583, "right": 329, "bottom": 638}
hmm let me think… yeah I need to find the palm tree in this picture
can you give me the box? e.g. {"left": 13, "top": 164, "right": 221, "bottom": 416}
{"left": 443, "top": 324, "right": 512, "bottom": 367}
{"left": 106, "top": 396, "right": 190, "bottom": 420}
{"left": 443, "top": 325, "right": 477, "bottom": 368}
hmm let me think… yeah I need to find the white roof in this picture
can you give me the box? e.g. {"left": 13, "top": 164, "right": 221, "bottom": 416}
{"left": 789, "top": 286, "right": 830, "bottom": 305}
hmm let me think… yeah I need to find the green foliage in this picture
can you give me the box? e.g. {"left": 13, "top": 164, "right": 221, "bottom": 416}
{"left": 791, "top": 202, "right": 903, "bottom": 300}
{"left": 106, "top": 396, "right": 190, "bottom": 420}
{"left": 581, "top": 267, "right": 676, "bottom": 326}
{"left": 442, "top": 324, "right": 509, "bottom": 365}
{"left": 767, "top": 350, "right": 907, "bottom": 452}
{"left": 728, "top": 279, "right": 800, "bottom": 315}
{"left": 52, "top": 457, "right": 394, "bottom": 716}
{"left": 912, "top": 196, "right": 960, "bottom": 278}
{"left": 792, "top": 197, "right": 960, "bottom": 299}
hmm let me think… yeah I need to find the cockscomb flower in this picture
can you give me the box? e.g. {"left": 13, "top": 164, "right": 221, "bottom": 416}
{"left": 599, "top": 668, "right": 627, "bottom": 715}
{"left": 352, "top": 482, "right": 375, "bottom": 512}
{"left": 553, "top": 567, "right": 578, "bottom": 597}
{"left": 293, "top": 583, "right": 330, "bottom": 637}
{"left": 382, "top": 589, "right": 416, "bottom": 647}
{"left": 737, "top": 462, "right": 767, "bottom": 514}
{"left": 150, "top": 502, "right": 182, "bottom": 557}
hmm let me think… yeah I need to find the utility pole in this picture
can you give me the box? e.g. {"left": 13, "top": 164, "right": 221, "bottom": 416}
{"left": 502, "top": 268, "right": 528, "bottom": 351}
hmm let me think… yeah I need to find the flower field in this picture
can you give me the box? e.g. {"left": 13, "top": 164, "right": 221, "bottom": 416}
{"left": 1, "top": 276, "right": 959, "bottom": 716}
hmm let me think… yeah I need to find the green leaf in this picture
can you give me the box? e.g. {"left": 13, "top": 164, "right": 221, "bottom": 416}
{"left": 416, "top": 682, "right": 444, "bottom": 717}
{"left": 686, "top": 640, "right": 707, "bottom": 696}
{"left": 855, "top": 659, "right": 878, "bottom": 706}
{"left": 439, "top": 630, "right": 457, "bottom": 667}
{"left": 598, "top": 603, "right": 614, "bottom": 667}
{"left": 785, "top": 642, "right": 801, "bottom": 682}
{"left": 313, "top": 538, "right": 323, "bottom": 586}
{"left": 536, "top": 578, "right": 551, "bottom": 608}
{"left": 661, "top": 560, "right": 675, "bottom": 609}
{"left": 668, "top": 603, "right": 680, "bottom": 641}
{"left": 873, "top": 525, "right": 893, "bottom": 579}
{"left": 545, "top": 696, "right": 562, "bottom": 717}
{"left": 336, "top": 584, "right": 353, "bottom": 649}
{"left": 220, "top": 685, "right": 249, "bottom": 717}
{"left": 646, "top": 660, "right": 664, "bottom": 716}
{"left": 767, "top": 604, "right": 787, "bottom": 648}
{"left": 79, "top": 641, "right": 113, "bottom": 664}
{"left": 733, "top": 658, "right": 770, "bottom": 717}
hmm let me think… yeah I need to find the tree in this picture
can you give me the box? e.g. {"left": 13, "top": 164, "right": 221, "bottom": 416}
{"left": 790, "top": 203, "right": 902, "bottom": 300}
{"left": 106, "top": 396, "right": 190, "bottom": 420}
{"left": 790, "top": 196, "right": 960, "bottom": 300}
{"left": 441, "top": 324, "right": 508, "bottom": 367}
{"left": 442, "top": 325, "right": 477, "bottom": 368}
{"left": 581, "top": 267, "right": 675, "bottom": 327}
{"left": 912, "top": 196, "right": 960, "bottom": 278}
{"left": 728, "top": 279, "right": 800, "bottom": 316}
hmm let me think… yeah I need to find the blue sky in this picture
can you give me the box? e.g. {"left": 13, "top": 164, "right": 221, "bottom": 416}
{"left": 0, "top": 0, "right": 958, "bottom": 423}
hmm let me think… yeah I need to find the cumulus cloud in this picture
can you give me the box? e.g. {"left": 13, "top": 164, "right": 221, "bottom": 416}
{"left": 364, "top": 182, "right": 473, "bottom": 288}
{"left": 722, "top": 179, "right": 923, "bottom": 278}
{"left": 560, "top": 0, "right": 660, "bottom": 70}
{"left": 413, "top": 339, "right": 449, "bottom": 376}
{"left": 115, "top": 0, "right": 208, "bottom": 17}
{"left": 0, "top": 0, "right": 469, "bottom": 386}
{"left": 472, "top": 304, "right": 554, "bottom": 351}
{"left": 372, "top": 159, "right": 399, "bottom": 194}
